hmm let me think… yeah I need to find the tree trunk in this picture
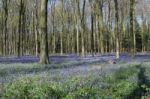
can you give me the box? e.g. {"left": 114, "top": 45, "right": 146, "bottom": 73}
{"left": 2, "top": 0, "right": 8, "bottom": 56}
{"left": 130, "top": 0, "right": 136, "bottom": 56}
{"left": 81, "top": 0, "right": 86, "bottom": 57}
{"left": 39, "top": 0, "right": 49, "bottom": 64}
{"left": 114, "top": 0, "right": 120, "bottom": 59}
{"left": 35, "top": 0, "right": 40, "bottom": 56}
{"left": 17, "top": 0, "right": 22, "bottom": 57}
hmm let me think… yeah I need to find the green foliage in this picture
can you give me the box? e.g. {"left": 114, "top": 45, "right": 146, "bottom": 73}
{"left": 0, "top": 64, "right": 142, "bottom": 99}
{"left": 113, "top": 66, "right": 138, "bottom": 80}
{"left": 101, "top": 66, "right": 139, "bottom": 98}
{"left": 65, "top": 88, "right": 100, "bottom": 99}
{"left": 1, "top": 77, "right": 66, "bottom": 99}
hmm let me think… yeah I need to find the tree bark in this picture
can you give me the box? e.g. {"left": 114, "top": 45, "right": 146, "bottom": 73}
{"left": 114, "top": 0, "right": 120, "bottom": 59}
{"left": 130, "top": 0, "right": 136, "bottom": 56}
{"left": 39, "top": 0, "right": 49, "bottom": 64}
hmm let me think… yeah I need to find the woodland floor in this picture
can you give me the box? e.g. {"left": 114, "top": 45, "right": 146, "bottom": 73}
{"left": 0, "top": 53, "right": 150, "bottom": 98}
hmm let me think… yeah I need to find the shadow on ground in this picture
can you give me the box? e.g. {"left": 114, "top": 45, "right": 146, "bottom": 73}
{"left": 127, "top": 64, "right": 150, "bottom": 99}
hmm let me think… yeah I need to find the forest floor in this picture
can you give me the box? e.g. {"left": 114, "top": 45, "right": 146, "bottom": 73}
{"left": 0, "top": 53, "right": 150, "bottom": 98}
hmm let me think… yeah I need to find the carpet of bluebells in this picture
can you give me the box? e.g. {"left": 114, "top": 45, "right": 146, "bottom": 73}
{"left": 0, "top": 54, "right": 150, "bottom": 98}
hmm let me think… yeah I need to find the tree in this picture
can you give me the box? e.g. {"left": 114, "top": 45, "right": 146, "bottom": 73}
{"left": 17, "top": 0, "right": 26, "bottom": 56}
{"left": 34, "top": 0, "right": 40, "bottom": 56}
{"left": 80, "top": 0, "right": 86, "bottom": 57}
{"left": 2, "top": 0, "right": 9, "bottom": 55}
{"left": 130, "top": 0, "right": 136, "bottom": 56}
{"left": 114, "top": 0, "right": 120, "bottom": 59}
{"left": 0, "top": 0, "right": 150, "bottom": 58}
{"left": 39, "top": 0, "right": 49, "bottom": 64}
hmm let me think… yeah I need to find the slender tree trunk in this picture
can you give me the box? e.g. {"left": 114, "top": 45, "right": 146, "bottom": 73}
{"left": 76, "top": 14, "right": 79, "bottom": 55}
{"left": 89, "top": 0, "right": 95, "bottom": 56}
{"left": 99, "top": 0, "right": 104, "bottom": 54}
{"left": 60, "top": 0, "right": 64, "bottom": 55}
{"left": 52, "top": 1, "right": 56, "bottom": 54}
{"left": 35, "top": 0, "right": 40, "bottom": 56}
{"left": 2, "top": 0, "right": 8, "bottom": 56}
{"left": 91, "top": 14, "right": 94, "bottom": 56}
{"left": 74, "top": 0, "right": 80, "bottom": 55}
{"left": 81, "top": 0, "right": 86, "bottom": 57}
{"left": 130, "top": 0, "right": 136, "bottom": 56}
{"left": 17, "top": 0, "right": 22, "bottom": 57}
{"left": 114, "top": 0, "right": 120, "bottom": 59}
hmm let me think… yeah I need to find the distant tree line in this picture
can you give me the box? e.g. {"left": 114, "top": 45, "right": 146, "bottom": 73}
{"left": 0, "top": 0, "right": 150, "bottom": 63}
